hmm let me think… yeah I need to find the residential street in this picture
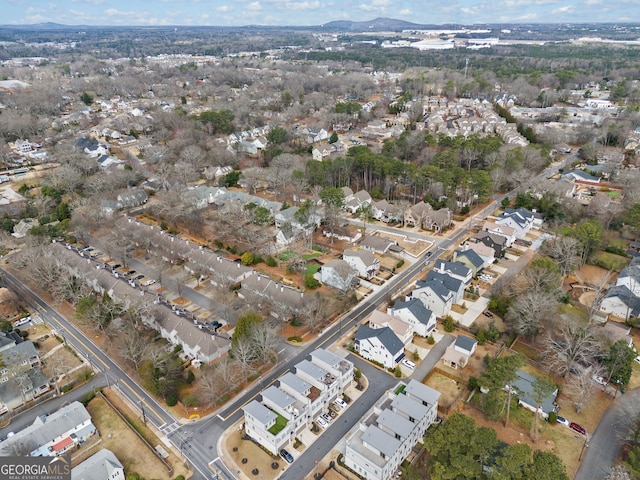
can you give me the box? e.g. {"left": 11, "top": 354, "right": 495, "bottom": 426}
{"left": 574, "top": 388, "right": 640, "bottom": 480}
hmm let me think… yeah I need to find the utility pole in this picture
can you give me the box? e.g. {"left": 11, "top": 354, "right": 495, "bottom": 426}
{"left": 140, "top": 401, "right": 147, "bottom": 425}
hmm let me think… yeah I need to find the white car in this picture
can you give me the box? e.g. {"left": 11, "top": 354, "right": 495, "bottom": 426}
{"left": 402, "top": 359, "right": 416, "bottom": 370}
{"left": 142, "top": 279, "right": 156, "bottom": 286}
{"left": 334, "top": 398, "right": 347, "bottom": 409}
{"left": 316, "top": 416, "right": 328, "bottom": 429}
{"left": 635, "top": 355, "right": 640, "bottom": 365}
{"left": 321, "top": 413, "right": 333, "bottom": 424}
{"left": 593, "top": 375, "right": 608, "bottom": 386}
{"left": 556, "top": 415, "right": 570, "bottom": 427}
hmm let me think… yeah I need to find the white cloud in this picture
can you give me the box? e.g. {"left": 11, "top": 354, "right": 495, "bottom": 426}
{"left": 216, "top": 5, "right": 233, "bottom": 12}
{"left": 246, "top": 1, "right": 263, "bottom": 11}
{"left": 287, "top": 2, "right": 320, "bottom": 11}
{"left": 398, "top": 8, "right": 412, "bottom": 15}
{"left": 552, "top": 5, "right": 575, "bottom": 14}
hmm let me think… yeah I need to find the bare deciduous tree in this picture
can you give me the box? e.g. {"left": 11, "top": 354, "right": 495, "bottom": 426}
{"left": 250, "top": 322, "right": 279, "bottom": 363}
{"left": 565, "top": 365, "right": 603, "bottom": 413}
{"left": 541, "top": 317, "right": 602, "bottom": 378}
{"left": 507, "top": 290, "right": 559, "bottom": 339}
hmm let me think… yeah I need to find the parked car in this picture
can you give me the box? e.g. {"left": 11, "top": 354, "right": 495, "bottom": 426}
{"left": 483, "top": 311, "right": 493, "bottom": 318}
{"left": 316, "top": 416, "right": 328, "bottom": 429}
{"left": 134, "top": 274, "right": 145, "bottom": 281}
{"left": 556, "top": 416, "right": 570, "bottom": 427}
{"left": 593, "top": 375, "right": 607, "bottom": 386}
{"left": 635, "top": 355, "right": 640, "bottom": 365}
{"left": 321, "top": 413, "right": 333, "bottom": 424}
{"left": 13, "top": 316, "right": 31, "bottom": 327}
{"left": 280, "top": 449, "right": 294, "bottom": 464}
{"left": 570, "top": 422, "right": 586, "bottom": 435}
{"left": 402, "top": 359, "right": 416, "bottom": 370}
{"left": 142, "top": 279, "right": 156, "bottom": 286}
{"left": 334, "top": 398, "right": 348, "bottom": 409}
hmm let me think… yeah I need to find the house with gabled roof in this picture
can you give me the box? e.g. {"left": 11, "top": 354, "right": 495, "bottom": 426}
{"left": 390, "top": 298, "right": 436, "bottom": 338}
{"left": 562, "top": 169, "right": 601, "bottom": 184}
{"left": 343, "top": 248, "right": 380, "bottom": 279}
{"left": 433, "top": 260, "right": 472, "bottom": 285}
{"left": 476, "top": 231, "right": 507, "bottom": 257}
{"left": 0, "top": 401, "right": 96, "bottom": 457}
{"left": 482, "top": 221, "right": 516, "bottom": 247}
{"left": 616, "top": 257, "right": 640, "bottom": 297}
{"left": 453, "top": 335, "right": 477, "bottom": 357}
{"left": 371, "top": 199, "right": 401, "bottom": 223}
{"left": 72, "top": 449, "right": 125, "bottom": 480}
{"left": 359, "top": 235, "right": 396, "bottom": 255}
{"left": 511, "top": 370, "right": 558, "bottom": 419}
{"left": 408, "top": 280, "right": 454, "bottom": 317}
{"left": 461, "top": 242, "right": 495, "bottom": 269}
{"left": 368, "top": 310, "right": 413, "bottom": 345}
{"left": 452, "top": 248, "right": 485, "bottom": 276}
{"left": 321, "top": 259, "right": 358, "bottom": 292}
{"left": 344, "top": 190, "right": 372, "bottom": 214}
{"left": 495, "top": 208, "right": 535, "bottom": 239}
{"left": 116, "top": 189, "right": 148, "bottom": 209}
{"left": 405, "top": 202, "right": 451, "bottom": 232}
{"left": 599, "top": 285, "right": 640, "bottom": 320}
{"left": 355, "top": 325, "right": 405, "bottom": 369}
{"left": 425, "top": 271, "right": 465, "bottom": 304}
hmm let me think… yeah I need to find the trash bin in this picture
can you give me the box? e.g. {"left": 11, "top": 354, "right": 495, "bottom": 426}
{"left": 622, "top": 387, "right": 627, "bottom": 394}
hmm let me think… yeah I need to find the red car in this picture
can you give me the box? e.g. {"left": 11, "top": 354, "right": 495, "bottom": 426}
{"left": 570, "top": 422, "right": 586, "bottom": 435}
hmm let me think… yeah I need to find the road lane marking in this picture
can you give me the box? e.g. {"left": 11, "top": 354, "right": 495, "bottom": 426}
{"left": 219, "top": 371, "right": 285, "bottom": 420}
{"left": 119, "top": 378, "right": 165, "bottom": 423}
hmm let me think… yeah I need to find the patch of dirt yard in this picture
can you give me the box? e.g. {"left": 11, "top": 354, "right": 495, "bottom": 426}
{"left": 87, "top": 392, "right": 191, "bottom": 480}
{"left": 425, "top": 373, "right": 464, "bottom": 409}
{"left": 226, "top": 429, "right": 281, "bottom": 480}
{"left": 574, "top": 264, "right": 617, "bottom": 287}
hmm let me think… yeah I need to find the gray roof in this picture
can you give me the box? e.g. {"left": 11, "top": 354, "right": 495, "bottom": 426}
{"left": 310, "top": 348, "right": 342, "bottom": 368}
{"left": 455, "top": 249, "right": 484, "bottom": 268}
{"left": 322, "top": 259, "right": 356, "bottom": 281}
{"left": 603, "top": 285, "right": 640, "bottom": 316}
{"left": 391, "top": 394, "right": 429, "bottom": 421}
{"left": 262, "top": 386, "right": 295, "bottom": 411}
{"left": 405, "top": 379, "right": 441, "bottom": 406}
{"left": 295, "top": 359, "right": 328, "bottom": 381}
{"left": 414, "top": 279, "right": 453, "bottom": 302}
{"left": 343, "top": 248, "right": 377, "bottom": 267}
{"left": 0, "top": 401, "right": 92, "bottom": 456}
{"left": 476, "top": 231, "right": 507, "bottom": 246}
{"left": 455, "top": 335, "right": 477, "bottom": 353}
{"left": 426, "top": 270, "right": 464, "bottom": 293}
{"left": 377, "top": 409, "right": 414, "bottom": 439}
{"left": 72, "top": 448, "right": 123, "bottom": 480}
{"left": 275, "top": 206, "right": 299, "bottom": 222}
{"left": 513, "top": 370, "right": 557, "bottom": 415}
{"left": 243, "top": 400, "right": 277, "bottom": 425}
{"left": 434, "top": 260, "right": 471, "bottom": 278}
{"left": 359, "top": 235, "right": 394, "bottom": 252}
{"left": 279, "top": 372, "right": 311, "bottom": 395}
{"left": 392, "top": 299, "right": 434, "bottom": 325}
{"left": 619, "top": 265, "right": 640, "bottom": 283}
{"left": 355, "top": 325, "right": 404, "bottom": 355}
{"left": 362, "top": 424, "right": 401, "bottom": 459}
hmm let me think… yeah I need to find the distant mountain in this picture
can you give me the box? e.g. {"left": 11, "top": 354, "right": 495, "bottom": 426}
{"left": 321, "top": 17, "right": 437, "bottom": 32}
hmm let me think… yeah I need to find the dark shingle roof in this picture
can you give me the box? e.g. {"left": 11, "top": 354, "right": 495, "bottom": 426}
{"left": 355, "top": 325, "right": 404, "bottom": 355}
{"left": 392, "top": 298, "right": 434, "bottom": 325}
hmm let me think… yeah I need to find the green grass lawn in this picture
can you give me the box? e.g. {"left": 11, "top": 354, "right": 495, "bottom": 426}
{"left": 278, "top": 250, "right": 296, "bottom": 261}
{"left": 591, "top": 251, "right": 629, "bottom": 272}
{"left": 268, "top": 412, "right": 288, "bottom": 435}
{"left": 302, "top": 252, "right": 321, "bottom": 260}
{"left": 305, "top": 263, "right": 321, "bottom": 275}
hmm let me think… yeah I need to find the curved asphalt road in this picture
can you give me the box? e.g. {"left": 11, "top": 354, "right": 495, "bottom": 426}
{"left": 574, "top": 388, "right": 640, "bottom": 480}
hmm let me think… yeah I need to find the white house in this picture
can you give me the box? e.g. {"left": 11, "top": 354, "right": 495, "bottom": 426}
{"left": 321, "top": 259, "right": 358, "bottom": 292}
{"left": 343, "top": 248, "right": 380, "bottom": 279}
{"left": 482, "top": 221, "right": 517, "bottom": 247}
{"left": 425, "top": 271, "right": 466, "bottom": 304}
{"left": 345, "top": 190, "right": 372, "bottom": 214}
{"left": 408, "top": 280, "right": 454, "bottom": 317}
{"left": 368, "top": 310, "right": 414, "bottom": 345}
{"left": 309, "top": 348, "right": 354, "bottom": 392}
{"left": 616, "top": 257, "right": 640, "bottom": 297}
{"left": 495, "top": 208, "right": 535, "bottom": 239}
{"left": 243, "top": 400, "right": 291, "bottom": 455}
{"left": 599, "top": 285, "right": 640, "bottom": 320}
{"left": 344, "top": 379, "right": 440, "bottom": 480}
{"left": 72, "top": 449, "right": 125, "bottom": 480}
{"left": 355, "top": 325, "right": 405, "bottom": 369}
{"left": 432, "top": 260, "right": 472, "bottom": 285}
{"left": 389, "top": 298, "right": 436, "bottom": 338}
{"left": 453, "top": 335, "right": 478, "bottom": 357}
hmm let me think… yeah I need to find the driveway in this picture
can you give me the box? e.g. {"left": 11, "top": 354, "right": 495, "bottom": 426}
{"left": 574, "top": 388, "right": 640, "bottom": 480}
{"left": 410, "top": 333, "right": 455, "bottom": 382}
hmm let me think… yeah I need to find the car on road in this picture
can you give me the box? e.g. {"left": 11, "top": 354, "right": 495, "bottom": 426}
{"left": 483, "top": 311, "right": 494, "bottom": 318}
{"left": 593, "top": 375, "right": 607, "bottom": 386}
{"left": 316, "top": 416, "right": 328, "bottom": 429}
{"left": 570, "top": 422, "right": 586, "bottom": 435}
{"left": 556, "top": 416, "right": 570, "bottom": 427}
{"left": 280, "top": 449, "right": 294, "bottom": 464}
{"left": 334, "top": 398, "right": 348, "bottom": 409}
{"left": 402, "top": 359, "right": 416, "bottom": 370}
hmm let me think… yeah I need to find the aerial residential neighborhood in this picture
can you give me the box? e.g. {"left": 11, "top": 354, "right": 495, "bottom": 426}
{"left": 1, "top": 13, "right": 640, "bottom": 480}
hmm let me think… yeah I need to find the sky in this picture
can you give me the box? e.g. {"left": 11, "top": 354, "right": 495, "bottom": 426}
{"left": 5, "top": 0, "right": 640, "bottom": 27}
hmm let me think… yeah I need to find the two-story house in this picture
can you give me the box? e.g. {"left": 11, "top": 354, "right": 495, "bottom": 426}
{"left": 355, "top": 325, "right": 405, "bottom": 369}
{"left": 368, "top": 310, "right": 413, "bottom": 345}
{"left": 452, "top": 249, "right": 485, "bottom": 277}
{"left": 309, "top": 349, "right": 354, "bottom": 392}
{"left": 321, "top": 259, "right": 358, "bottom": 292}
{"left": 71, "top": 448, "right": 125, "bottom": 480}
{"left": 343, "top": 249, "right": 380, "bottom": 279}
{"left": 425, "top": 271, "right": 465, "bottom": 305}
{"left": 482, "top": 221, "right": 516, "bottom": 247}
{"left": 408, "top": 280, "right": 454, "bottom": 317}
{"left": 389, "top": 299, "right": 436, "bottom": 338}
{"left": 432, "top": 260, "right": 472, "bottom": 285}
